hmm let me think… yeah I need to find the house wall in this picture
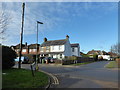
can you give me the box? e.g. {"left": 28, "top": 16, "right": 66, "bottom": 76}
{"left": 29, "top": 48, "right": 40, "bottom": 54}
{"left": 64, "top": 39, "right": 72, "bottom": 56}
{"left": 71, "top": 47, "right": 80, "bottom": 57}
{"left": 98, "top": 55, "right": 110, "bottom": 60}
{"left": 21, "top": 49, "right": 29, "bottom": 54}
{"left": 50, "top": 45, "right": 64, "bottom": 52}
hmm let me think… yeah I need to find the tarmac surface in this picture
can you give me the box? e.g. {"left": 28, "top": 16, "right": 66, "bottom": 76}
{"left": 18, "top": 61, "right": 119, "bottom": 88}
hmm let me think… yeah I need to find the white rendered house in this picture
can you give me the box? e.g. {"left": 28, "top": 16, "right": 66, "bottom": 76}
{"left": 40, "top": 35, "right": 80, "bottom": 60}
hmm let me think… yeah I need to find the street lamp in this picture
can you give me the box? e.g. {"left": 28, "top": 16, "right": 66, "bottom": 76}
{"left": 35, "top": 21, "right": 43, "bottom": 70}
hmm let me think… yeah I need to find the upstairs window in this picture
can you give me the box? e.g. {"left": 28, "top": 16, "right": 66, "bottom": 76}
{"left": 29, "top": 49, "right": 32, "bottom": 52}
{"left": 46, "top": 46, "right": 49, "bottom": 50}
{"left": 72, "top": 48, "right": 74, "bottom": 52}
{"left": 22, "top": 49, "right": 26, "bottom": 52}
{"left": 52, "top": 46, "right": 54, "bottom": 50}
{"left": 59, "top": 45, "right": 62, "bottom": 50}
{"left": 33, "top": 49, "right": 36, "bottom": 52}
{"left": 41, "top": 47, "right": 44, "bottom": 51}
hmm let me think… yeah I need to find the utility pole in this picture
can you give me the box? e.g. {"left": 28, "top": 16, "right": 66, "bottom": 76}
{"left": 19, "top": 3, "right": 25, "bottom": 69}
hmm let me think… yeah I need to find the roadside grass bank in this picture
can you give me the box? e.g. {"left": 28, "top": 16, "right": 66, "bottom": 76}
{"left": 70, "top": 61, "right": 95, "bottom": 66}
{"left": 2, "top": 68, "right": 49, "bottom": 88}
{"left": 105, "top": 61, "right": 118, "bottom": 68}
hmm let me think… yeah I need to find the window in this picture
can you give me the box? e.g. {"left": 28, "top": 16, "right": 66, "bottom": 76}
{"left": 72, "top": 48, "right": 74, "bottom": 52}
{"left": 33, "top": 49, "right": 36, "bottom": 52}
{"left": 60, "top": 54, "right": 62, "bottom": 58}
{"left": 41, "top": 47, "right": 44, "bottom": 51}
{"left": 52, "top": 46, "right": 54, "bottom": 50}
{"left": 46, "top": 46, "right": 49, "bottom": 50}
{"left": 29, "top": 49, "right": 32, "bottom": 52}
{"left": 22, "top": 49, "right": 26, "bottom": 52}
{"left": 59, "top": 45, "right": 62, "bottom": 50}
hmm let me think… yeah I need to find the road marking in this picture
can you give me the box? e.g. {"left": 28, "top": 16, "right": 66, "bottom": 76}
{"left": 39, "top": 70, "right": 59, "bottom": 85}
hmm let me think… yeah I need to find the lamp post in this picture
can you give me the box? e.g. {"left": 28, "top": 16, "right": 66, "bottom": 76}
{"left": 35, "top": 21, "right": 43, "bottom": 70}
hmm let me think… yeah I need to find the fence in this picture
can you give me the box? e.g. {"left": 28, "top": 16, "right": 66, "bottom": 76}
{"left": 53, "top": 56, "right": 95, "bottom": 65}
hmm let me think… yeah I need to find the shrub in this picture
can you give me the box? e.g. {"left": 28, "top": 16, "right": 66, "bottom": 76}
{"left": 2, "top": 45, "right": 17, "bottom": 69}
{"left": 93, "top": 54, "right": 98, "bottom": 61}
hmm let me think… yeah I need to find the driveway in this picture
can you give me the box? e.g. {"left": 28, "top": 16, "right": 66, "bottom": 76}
{"left": 20, "top": 61, "right": 119, "bottom": 88}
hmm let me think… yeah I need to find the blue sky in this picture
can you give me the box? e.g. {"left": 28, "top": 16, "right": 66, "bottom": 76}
{"left": 1, "top": 2, "right": 118, "bottom": 53}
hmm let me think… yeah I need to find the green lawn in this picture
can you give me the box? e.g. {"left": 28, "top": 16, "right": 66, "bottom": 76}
{"left": 71, "top": 61, "right": 95, "bottom": 66}
{"left": 105, "top": 61, "right": 118, "bottom": 68}
{"left": 2, "top": 68, "right": 49, "bottom": 88}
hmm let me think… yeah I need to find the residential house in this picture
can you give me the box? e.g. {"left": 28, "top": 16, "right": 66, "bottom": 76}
{"left": 11, "top": 43, "right": 40, "bottom": 56}
{"left": 87, "top": 50, "right": 103, "bottom": 55}
{"left": 11, "top": 43, "right": 26, "bottom": 55}
{"left": 28, "top": 44, "right": 40, "bottom": 55}
{"left": 40, "top": 35, "right": 80, "bottom": 60}
{"left": 11, "top": 35, "right": 80, "bottom": 61}
{"left": 87, "top": 50, "right": 111, "bottom": 60}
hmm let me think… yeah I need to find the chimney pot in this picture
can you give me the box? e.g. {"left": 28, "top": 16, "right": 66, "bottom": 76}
{"left": 44, "top": 37, "right": 47, "bottom": 42}
{"left": 25, "top": 42, "right": 27, "bottom": 46}
{"left": 66, "top": 35, "right": 69, "bottom": 39}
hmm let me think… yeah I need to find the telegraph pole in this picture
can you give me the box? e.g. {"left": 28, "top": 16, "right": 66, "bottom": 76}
{"left": 19, "top": 3, "right": 25, "bottom": 69}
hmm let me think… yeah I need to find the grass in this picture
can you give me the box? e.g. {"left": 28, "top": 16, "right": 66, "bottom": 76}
{"left": 71, "top": 61, "right": 95, "bottom": 66}
{"left": 105, "top": 61, "right": 118, "bottom": 68}
{"left": 2, "top": 68, "right": 49, "bottom": 88}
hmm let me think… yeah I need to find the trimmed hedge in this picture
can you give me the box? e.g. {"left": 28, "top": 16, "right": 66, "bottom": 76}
{"left": 2, "top": 45, "right": 17, "bottom": 69}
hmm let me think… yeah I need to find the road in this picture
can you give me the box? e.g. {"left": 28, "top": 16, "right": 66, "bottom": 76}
{"left": 20, "top": 61, "right": 118, "bottom": 88}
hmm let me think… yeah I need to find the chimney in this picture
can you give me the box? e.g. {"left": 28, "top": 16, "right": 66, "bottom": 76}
{"left": 25, "top": 42, "right": 27, "bottom": 46}
{"left": 66, "top": 35, "right": 69, "bottom": 39}
{"left": 44, "top": 37, "right": 47, "bottom": 42}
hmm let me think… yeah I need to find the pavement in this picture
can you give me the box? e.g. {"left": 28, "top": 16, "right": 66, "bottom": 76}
{"left": 16, "top": 61, "right": 119, "bottom": 88}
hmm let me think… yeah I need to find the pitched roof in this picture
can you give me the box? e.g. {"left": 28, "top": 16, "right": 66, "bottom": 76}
{"left": 41, "top": 39, "right": 67, "bottom": 47}
{"left": 87, "top": 50, "right": 103, "bottom": 55}
{"left": 13, "top": 44, "right": 25, "bottom": 49}
{"left": 71, "top": 43, "right": 79, "bottom": 47}
{"left": 28, "top": 44, "right": 40, "bottom": 49}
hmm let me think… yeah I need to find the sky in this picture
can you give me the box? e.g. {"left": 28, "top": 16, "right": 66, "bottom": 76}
{"left": 1, "top": 2, "right": 118, "bottom": 53}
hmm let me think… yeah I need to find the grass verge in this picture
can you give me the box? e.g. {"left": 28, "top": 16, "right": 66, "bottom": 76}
{"left": 105, "top": 61, "right": 118, "bottom": 68}
{"left": 71, "top": 61, "right": 95, "bottom": 66}
{"left": 2, "top": 68, "right": 49, "bottom": 88}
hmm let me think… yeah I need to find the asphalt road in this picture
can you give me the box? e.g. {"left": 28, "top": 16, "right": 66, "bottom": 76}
{"left": 20, "top": 61, "right": 119, "bottom": 88}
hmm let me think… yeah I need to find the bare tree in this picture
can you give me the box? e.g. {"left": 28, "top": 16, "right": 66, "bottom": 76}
{"left": 110, "top": 43, "right": 120, "bottom": 56}
{"left": 0, "top": 10, "right": 11, "bottom": 40}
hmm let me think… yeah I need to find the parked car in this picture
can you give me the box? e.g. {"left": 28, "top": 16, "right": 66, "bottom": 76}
{"left": 42, "top": 57, "right": 55, "bottom": 63}
{"left": 15, "top": 56, "right": 30, "bottom": 64}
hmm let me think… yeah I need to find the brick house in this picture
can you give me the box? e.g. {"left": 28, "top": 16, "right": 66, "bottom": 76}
{"left": 11, "top": 43, "right": 40, "bottom": 56}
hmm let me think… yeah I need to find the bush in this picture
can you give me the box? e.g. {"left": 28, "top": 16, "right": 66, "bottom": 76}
{"left": 2, "top": 45, "right": 17, "bottom": 69}
{"left": 93, "top": 54, "right": 98, "bottom": 61}
{"left": 64, "top": 56, "right": 77, "bottom": 60}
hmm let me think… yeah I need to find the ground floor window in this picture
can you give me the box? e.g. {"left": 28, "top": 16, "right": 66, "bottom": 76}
{"left": 60, "top": 54, "right": 62, "bottom": 58}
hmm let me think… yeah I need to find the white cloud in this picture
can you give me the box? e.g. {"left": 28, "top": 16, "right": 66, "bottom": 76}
{"left": 1, "top": 2, "right": 117, "bottom": 46}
